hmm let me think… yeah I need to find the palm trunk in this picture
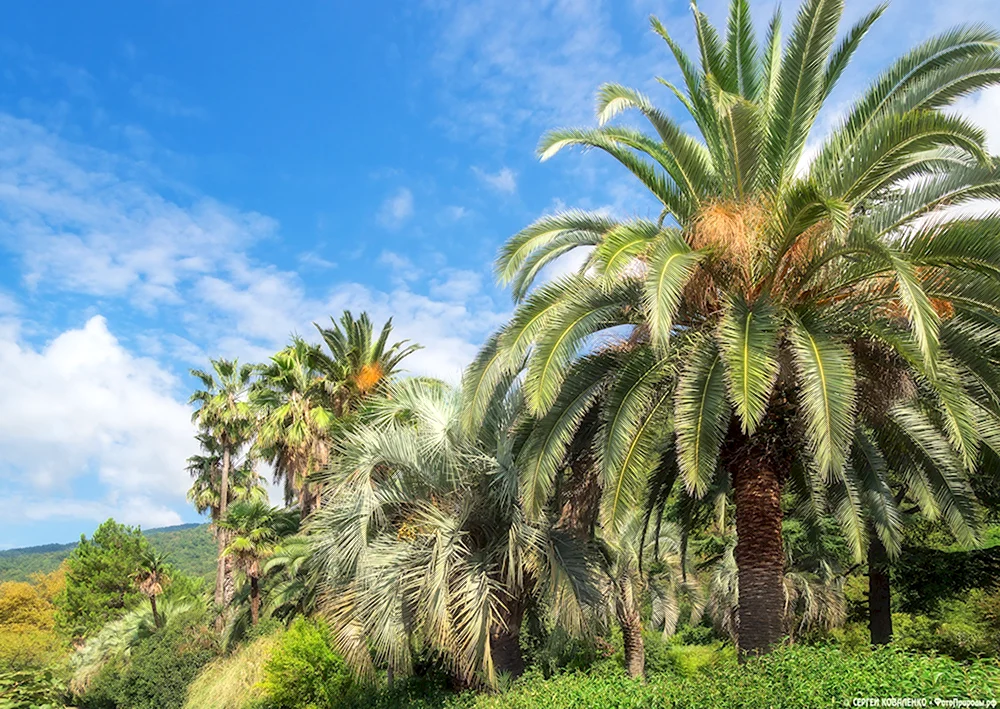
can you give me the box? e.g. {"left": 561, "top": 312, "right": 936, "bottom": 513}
{"left": 614, "top": 579, "right": 645, "bottom": 679}
{"left": 250, "top": 575, "right": 260, "bottom": 625}
{"left": 868, "top": 534, "right": 892, "bottom": 645}
{"left": 215, "top": 445, "right": 231, "bottom": 631}
{"left": 732, "top": 454, "right": 785, "bottom": 657}
{"left": 150, "top": 595, "right": 160, "bottom": 629}
{"left": 490, "top": 599, "right": 525, "bottom": 680}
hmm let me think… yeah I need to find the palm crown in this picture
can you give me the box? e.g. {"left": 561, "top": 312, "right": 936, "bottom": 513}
{"left": 465, "top": 0, "right": 1000, "bottom": 654}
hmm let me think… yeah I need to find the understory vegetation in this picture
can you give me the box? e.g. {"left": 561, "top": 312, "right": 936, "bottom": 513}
{"left": 5, "top": 0, "right": 1000, "bottom": 706}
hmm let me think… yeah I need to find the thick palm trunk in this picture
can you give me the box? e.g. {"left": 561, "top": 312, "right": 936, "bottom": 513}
{"left": 614, "top": 580, "right": 645, "bottom": 679}
{"left": 868, "top": 534, "right": 892, "bottom": 645}
{"left": 732, "top": 455, "right": 785, "bottom": 657}
{"left": 490, "top": 600, "right": 525, "bottom": 679}
{"left": 150, "top": 595, "right": 160, "bottom": 629}
{"left": 249, "top": 575, "right": 261, "bottom": 625}
{"left": 215, "top": 446, "right": 232, "bottom": 631}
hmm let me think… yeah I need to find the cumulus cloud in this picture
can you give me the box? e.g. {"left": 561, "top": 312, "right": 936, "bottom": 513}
{"left": 0, "top": 314, "right": 196, "bottom": 525}
{"left": 376, "top": 187, "right": 414, "bottom": 229}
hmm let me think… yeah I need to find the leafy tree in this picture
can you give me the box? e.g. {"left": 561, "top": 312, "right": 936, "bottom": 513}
{"left": 133, "top": 549, "right": 171, "bottom": 629}
{"left": 189, "top": 358, "right": 256, "bottom": 614}
{"left": 56, "top": 520, "right": 149, "bottom": 638}
{"left": 466, "top": 0, "right": 1000, "bottom": 655}
{"left": 0, "top": 571, "right": 66, "bottom": 671}
{"left": 219, "top": 500, "right": 298, "bottom": 625}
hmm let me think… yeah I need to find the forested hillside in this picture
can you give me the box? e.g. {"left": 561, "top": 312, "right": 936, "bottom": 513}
{"left": 0, "top": 523, "right": 215, "bottom": 581}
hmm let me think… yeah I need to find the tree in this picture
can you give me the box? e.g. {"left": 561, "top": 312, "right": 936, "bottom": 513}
{"left": 219, "top": 500, "right": 298, "bottom": 626}
{"left": 311, "top": 378, "right": 595, "bottom": 687}
{"left": 56, "top": 519, "right": 149, "bottom": 638}
{"left": 133, "top": 549, "right": 171, "bottom": 629}
{"left": 187, "top": 432, "right": 267, "bottom": 523}
{"left": 190, "top": 358, "right": 255, "bottom": 616}
{"left": 314, "top": 310, "right": 421, "bottom": 415}
{"left": 253, "top": 339, "right": 336, "bottom": 517}
{"left": 465, "top": 0, "right": 1000, "bottom": 656}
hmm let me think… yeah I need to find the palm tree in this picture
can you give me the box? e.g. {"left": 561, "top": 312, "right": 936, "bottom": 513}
{"left": 314, "top": 310, "right": 421, "bottom": 415}
{"left": 310, "top": 378, "right": 596, "bottom": 687}
{"left": 219, "top": 500, "right": 298, "bottom": 626}
{"left": 190, "top": 358, "right": 256, "bottom": 615}
{"left": 132, "top": 549, "right": 171, "bottom": 629}
{"left": 186, "top": 432, "right": 268, "bottom": 522}
{"left": 253, "top": 338, "right": 335, "bottom": 516}
{"left": 465, "top": 0, "right": 1000, "bottom": 656}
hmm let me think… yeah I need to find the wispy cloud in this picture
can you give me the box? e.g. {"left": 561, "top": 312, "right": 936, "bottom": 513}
{"left": 473, "top": 166, "right": 518, "bottom": 194}
{"left": 376, "top": 186, "right": 414, "bottom": 229}
{"left": 130, "top": 74, "right": 208, "bottom": 119}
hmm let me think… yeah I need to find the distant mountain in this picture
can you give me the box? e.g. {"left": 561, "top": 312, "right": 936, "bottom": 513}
{"left": 0, "top": 522, "right": 216, "bottom": 582}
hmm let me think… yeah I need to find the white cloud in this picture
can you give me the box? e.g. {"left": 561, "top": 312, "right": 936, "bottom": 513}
{"left": 376, "top": 187, "right": 414, "bottom": 229}
{"left": 378, "top": 250, "right": 422, "bottom": 284}
{"left": 954, "top": 86, "right": 1000, "bottom": 154}
{"left": 0, "top": 113, "right": 275, "bottom": 307}
{"left": 0, "top": 314, "right": 196, "bottom": 523}
{"left": 473, "top": 166, "right": 518, "bottom": 194}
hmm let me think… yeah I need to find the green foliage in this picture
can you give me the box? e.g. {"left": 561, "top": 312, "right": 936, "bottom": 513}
{"left": 259, "top": 618, "right": 354, "bottom": 709}
{"left": 0, "top": 668, "right": 66, "bottom": 709}
{"left": 346, "top": 646, "right": 1000, "bottom": 708}
{"left": 0, "top": 523, "right": 215, "bottom": 586}
{"left": 78, "top": 623, "right": 217, "bottom": 709}
{"left": 56, "top": 519, "right": 149, "bottom": 638}
{"left": 894, "top": 543, "right": 1000, "bottom": 614}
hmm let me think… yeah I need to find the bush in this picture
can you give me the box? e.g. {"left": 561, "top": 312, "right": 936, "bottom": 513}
{"left": 0, "top": 668, "right": 66, "bottom": 709}
{"left": 344, "top": 645, "right": 1000, "bottom": 709}
{"left": 77, "top": 624, "right": 216, "bottom": 709}
{"left": 259, "top": 618, "right": 354, "bottom": 709}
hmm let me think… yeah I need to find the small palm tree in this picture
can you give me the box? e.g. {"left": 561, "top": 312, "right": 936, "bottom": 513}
{"left": 190, "top": 358, "right": 256, "bottom": 614}
{"left": 466, "top": 0, "right": 1000, "bottom": 655}
{"left": 219, "top": 500, "right": 298, "bottom": 625}
{"left": 133, "top": 549, "right": 171, "bottom": 629}
{"left": 187, "top": 432, "right": 268, "bottom": 523}
{"left": 311, "top": 378, "right": 596, "bottom": 688}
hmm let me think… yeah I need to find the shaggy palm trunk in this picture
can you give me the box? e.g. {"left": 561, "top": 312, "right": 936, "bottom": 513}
{"left": 490, "top": 600, "right": 525, "bottom": 679}
{"left": 614, "top": 579, "right": 645, "bottom": 679}
{"left": 732, "top": 455, "right": 785, "bottom": 657}
{"left": 215, "top": 445, "right": 231, "bottom": 631}
{"left": 150, "top": 595, "right": 160, "bottom": 629}
{"left": 249, "top": 575, "right": 261, "bottom": 625}
{"left": 868, "top": 534, "right": 892, "bottom": 645}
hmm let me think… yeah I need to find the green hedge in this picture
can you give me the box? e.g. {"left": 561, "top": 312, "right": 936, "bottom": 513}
{"left": 350, "top": 645, "right": 1000, "bottom": 709}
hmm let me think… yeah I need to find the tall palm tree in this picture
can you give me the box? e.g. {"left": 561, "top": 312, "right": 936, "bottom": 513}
{"left": 219, "top": 500, "right": 298, "bottom": 626}
{"left": 190, "top": 358, "right": 256, "bottom": 615}
{"left": 465, "top": 0, "right": 1000, "bottom": 655}
{"left": 132, "top": 549, "right": 171, "bottom": 629}
{"left": 186, "top": 432, "right": 268, "bottom": 523}
{"left": 253, "top": 338, "right": 335, "bottom": 516}
{"left": 311, "top": 378, "right": 596, "bottom": 688}
{"left": 315, "top": 310, "right": 421, "bottom": 415}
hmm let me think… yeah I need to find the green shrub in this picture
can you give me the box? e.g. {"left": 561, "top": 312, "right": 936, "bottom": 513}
{"left": 0, "top": 668, "right": 66, "bottom": 709}
{"left": 259, "top": 617, "right": 354, "bottom": 709}
{"left": 345, "top": 645, "right": 1000, "bottom": 709}
{"left": 78, "top": 624, "right": 216, "bottom": 709}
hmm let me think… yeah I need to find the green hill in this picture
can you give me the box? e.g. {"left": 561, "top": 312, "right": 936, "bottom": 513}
{"left": 0, "top": 522, "right": 216, "bottom": 582}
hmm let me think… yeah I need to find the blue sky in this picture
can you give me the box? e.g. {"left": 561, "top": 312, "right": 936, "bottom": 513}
{"left": 1, "top": 0, "right": 998, "bottom": 548}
